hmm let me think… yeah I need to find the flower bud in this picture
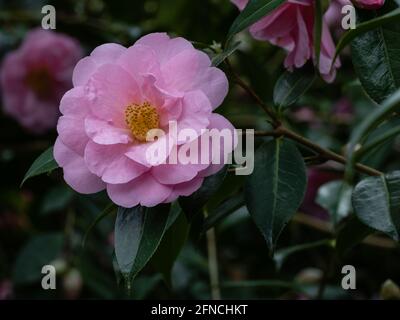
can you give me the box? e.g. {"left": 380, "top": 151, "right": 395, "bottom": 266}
{"left": 353, "top": 0, "right": 385, "bottom": 10}
{"left": 380, "top": 279, "right": 400, "bottom": 300}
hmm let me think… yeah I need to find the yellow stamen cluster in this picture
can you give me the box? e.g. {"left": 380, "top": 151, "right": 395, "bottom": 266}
{"left": 125, "top": 102, "right": 160, "bottom": 142}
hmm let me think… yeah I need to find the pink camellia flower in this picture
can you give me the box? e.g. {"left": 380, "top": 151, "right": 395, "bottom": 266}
{"left": 54, "top": 33, "right": 235, "bottom": 208}
{"left": 353, "top": 0, "right": 385, "bottom": 9}
{"left": 325, "top": 0, "right": 352, "bottom": 30}
{"left": 0, "top": 29, "right": 82, "bottom": 133}
{"left": 231, "top": 0, "right": 341, "bottom": 82}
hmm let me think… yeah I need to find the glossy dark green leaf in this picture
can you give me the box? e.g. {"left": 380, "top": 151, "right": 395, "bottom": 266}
{"left": 333, "top": 7, "right": 400, "bottom": 65}
{"left": 13, "top": 233, "right": 64, "bottom": 285}
{"left": 245, "top": 138, "right": 307, "bottom": 251}
{"left": 82, "top": 203, "right": 116, "bottom": 248}
{"left": 40, "top": 186, "right": 74, "bottom": 215}
{"left": 316, "top": 181, "right": 353, "bottom": 225}
{"left": 179, "top": 166, "right": 228, "bottom": 220}
{"left": 151, "top": 212, "right": 189, "bottom": 286}
{"left": 21, "top": 147, "right": 58, "bottom": 186}
{"left": 114, "top": 204, "right": 171, "bottom": 281}
{"left": 335, "top": 216, "right": 374, "bottom": 257}
{"left": 352, "top": 171, "right": 400, "bottom": 241}
{"left": 227, "top": 0, "right": 286, "bottom": 41}
{"left": 346, "top": 89, "right": 400, "bottom": 179}
{"left": 273, "top": 68, "right": 315, "bottom": 110}
{"left": 351, "top": 4, "right": 400, "bottom": 103}
{"left": 202, "top": 193, "right": 245, "bottom": 232}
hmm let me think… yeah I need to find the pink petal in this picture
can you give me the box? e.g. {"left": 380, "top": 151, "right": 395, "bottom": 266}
{"left": 192, "top": 67, "right": 229, "bottom": 110}
{"left": 163, "top": 177, "right": 204, "bottom": 203}
{"left": 107, "top": 173, "right": 172, "bottom": 207}
{"left": 59, "top": 87, "right": 89, "bottom": 116}
{"left": 136, "top": 33, "right": 194, "bottom": 65}
{"left": 72, "top": 43, "right": 126, "bottom": 87}
{"left": 198, "top": 113, "right": 237, "bottom": 177}
{"left": 72, "top": 57, "right": 97, "bottom": 87}
{"left": 176, "top": 90, "right": 212, "bottom": 143}
{"left": 84, "top": 141, "right": 148, "bottom": 184}
{"left": 117, "top": 44, "right": 161, "bottom": 83}
{"left": 54, "top": 139, "right": 105, "bottom": 194}
{"left": 161, "top": 49, "right": 201, "bottom": 92}
{"left": 152, "top": 160, "right": 207, "bottom": 185}
{"left": 57, "top": 115, "right": 88, "bottom": 156}
{"left": 85, "top": 117, "right": 132, "bottom": 145}
{"left": 85, "top": 64, "right": 141, "bottom": 122}
{"left": 125, "top": 134, "right": 173, "bottom": 167}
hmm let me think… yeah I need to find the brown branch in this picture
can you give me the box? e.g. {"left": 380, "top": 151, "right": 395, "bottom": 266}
{"left": 228, "top": 62, "right": 383, "bottom": 177}
{"left": 293, "top": 212, "right": 397, "bottom": 249}
{"left": 225, "top": 60, "right": 281, "bottom": 127}
{"left": 277, "top": 127, "right": 383, "bottom": 176}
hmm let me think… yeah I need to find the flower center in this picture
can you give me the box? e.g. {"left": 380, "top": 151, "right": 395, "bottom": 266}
{"left": 125, "top": 102, "right": 160, "bottom": 142}
{"left": 25, "top": 68, "right": 53, "bottom": 99}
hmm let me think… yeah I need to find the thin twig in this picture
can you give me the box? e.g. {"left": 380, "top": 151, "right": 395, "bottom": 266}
{"left": 225, "top": 60, "right": 281, "bottom": 127}
{"left": 253, "top": 128, "right": 382, "bottom": 176}
{"left": 227, "top": 58, "right": 383, "bottom": 177}
{"left": 204, "top": 209, "right": 221, "bottom": 300}
{"left": 293, "top": 212, "right": 397, "bottom": 249}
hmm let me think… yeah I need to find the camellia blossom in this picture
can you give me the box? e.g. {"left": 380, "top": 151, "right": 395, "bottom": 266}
{"left": 353, "top": 0, "right": 385, "bottom": 9}
{"left": 325, "top": 0, "right": 352, "bottom": 30}
{"left": 0, "top": 29, "right": 82, "bottom": 133}
{"left": 54, "top": 33, "right": 236, "bottom": 208}
{"left": 231, "top": 0, "right": 341, "bottom": 83}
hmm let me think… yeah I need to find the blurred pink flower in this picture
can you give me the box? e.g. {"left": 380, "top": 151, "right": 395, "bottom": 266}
{"left": 300, "top": 168, "right": 341, "bottom": 220}
{"left": 231, "top": 0, "right": 341, "bottom": 82}
{"left": 55, "top": 33, "right": 235, "bottom": 208}
{"left": 325, "top": 0, "right": 352, "bottom": 30}
{"left": 0, "top": 280, "right": 13, "bottom": 300}
{"left": 353, "top": 0, "right": 385, "bottom": 9}
{"left": 332, "top": 97, "right": 354, "bottom": 123}
{"left": 0, "top": 29, "right": 82, "bottom": 133}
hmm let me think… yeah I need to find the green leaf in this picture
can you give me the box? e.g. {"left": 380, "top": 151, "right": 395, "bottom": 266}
{"left": 356, "top": 125, "right": 400, "bottom": 160}
{"left": 346, "top": 89, "right": 400, "bottom": 179}
{"left": 335, "top": 216, "right": 374, "bottom": 257}
{"left": 316, "top": 181, "right": 353, "bottom": 225}
{"left": 274, "top": 239, "right": 332, "bottom": 270}
{"left": 352, "top": 171, "right": 400, "bottom": 241}
{"left": 245, "top": 138, "right": 307, "bottom": 251}
{"left": 114, "top": 204, "right": 171, "bottom": 282}
{"left": 40, "top": 186, "right": 74, "bottom": 215}
{"left": 333, "top": 7, "right": 400, "bottom": 64}
{"left": 351, "top": 5, "right": 400, "bottom": 103}
{"left": 212, "top": 41, "right": 241, "bottom": 67}
{"left": 82, "top": 203, "right": 116, "bottom": 248}
{"left": 202, "top": 193, "right": 245, "bottom": 232}
{"left": 21, "top": 147, "right": 58, "bottom": 186}
{"left": 13, "top": 233, "right": 64, "bottom": 285}
{"left": 179, "top": 166, "right": 228, "bottom": 220}
{"left": 273, "top": 67, "right": 316, "bottom": 110}
{"left": 151, "top": 212, "right": 189, "bottom": 286}
{"left": 227, "top": 0, "right": 287, "bottom": 41}
{"left": 313, "top": 0, "right": 323, "bottom": 69}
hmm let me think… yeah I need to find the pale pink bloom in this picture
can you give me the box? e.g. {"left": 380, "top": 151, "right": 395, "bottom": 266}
{"left": 231, "top": 0, "right": 341, "bottom": 82}
{"left": 54, "top": 33, "right": 235, "bottom": 208}
{"left": 0, "top": 29, "right": 82, "bottom": 133}
{"left": 353, "top": 0, "right": 385, "bottom": 9}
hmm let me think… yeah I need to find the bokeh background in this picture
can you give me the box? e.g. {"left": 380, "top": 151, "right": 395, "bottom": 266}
{"left": 1, "top": 0, "right": 400, "bottom": 300}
